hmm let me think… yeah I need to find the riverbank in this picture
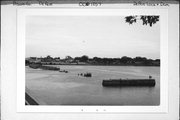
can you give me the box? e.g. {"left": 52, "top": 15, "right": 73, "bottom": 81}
{"left": 25, "top": 92, "right": 39, "bottom": 105}
{"left": 28, "top": 63, "right": 60, "bottom": 71}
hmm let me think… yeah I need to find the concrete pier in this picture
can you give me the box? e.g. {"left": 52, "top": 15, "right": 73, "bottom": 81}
{"left": 102, "top": 79, "right": 156, "bottom": 87}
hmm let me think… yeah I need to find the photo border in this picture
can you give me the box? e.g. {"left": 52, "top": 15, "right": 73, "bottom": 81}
{"left": 17, "top": 8, "right": 168, "bottom": 113}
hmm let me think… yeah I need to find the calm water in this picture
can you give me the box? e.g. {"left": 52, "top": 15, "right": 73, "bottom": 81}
{"left": 26, "top": 65, "right": 160, "bottom": 105}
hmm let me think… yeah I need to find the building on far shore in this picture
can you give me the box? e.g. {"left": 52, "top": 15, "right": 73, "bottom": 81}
{"left": 26, "top": 57, "right": 41, "bottom": 63}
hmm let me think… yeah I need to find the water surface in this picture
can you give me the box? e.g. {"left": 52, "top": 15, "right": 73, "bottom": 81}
{"left": 26, "top": 65, "right": 160, "bottom": 105}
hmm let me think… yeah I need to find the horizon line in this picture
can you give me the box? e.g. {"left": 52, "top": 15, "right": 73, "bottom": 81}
{"left": 25, "top": 55, "right": 160, "bottom": 60}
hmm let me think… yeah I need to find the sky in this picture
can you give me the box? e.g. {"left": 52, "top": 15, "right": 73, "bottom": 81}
{"left": 26, "top": 16, "right": 160, "bottom": 59}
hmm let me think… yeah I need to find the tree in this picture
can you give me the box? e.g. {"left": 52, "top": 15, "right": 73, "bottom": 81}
{"left": 93, "top": 57, "right": 102, "bottom": 63}
{"left": 25, "top": 60, "right": 30, "bottom": 66}
{"left": 134, "top": 57, "right": 147, "bottom": 62}
{"left": 74, "top": 57, "right": 81, "bottom": 61}
{"left": 125, "top": 15, "right": 159, "bottom": 27}
{"left": 65, "top": 56, "right": 73, "bottom": 60}
{"left": 120, "top": 56, "right": 133, "bottom": 64}
{"left": 47, "top": 55, "right": 51, "bottom": 58}
{"left": 80, "top": 55, "right": 89, "bottom": 62}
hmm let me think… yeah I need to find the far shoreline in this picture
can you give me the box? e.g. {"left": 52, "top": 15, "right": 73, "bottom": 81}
{"left": 42, "top": 64, "right": 160, "bottom": 67}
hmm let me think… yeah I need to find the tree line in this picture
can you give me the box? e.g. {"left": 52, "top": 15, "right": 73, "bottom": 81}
{"left": 26, "top": 55, "right": 160, "bottom": 66}
{"left": 74, "top": 55, "right": 160, "bottom": 66}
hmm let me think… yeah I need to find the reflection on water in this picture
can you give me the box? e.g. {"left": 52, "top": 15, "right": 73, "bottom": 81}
{"left": 26, "top": 65, "right": 160, "bottom": 105}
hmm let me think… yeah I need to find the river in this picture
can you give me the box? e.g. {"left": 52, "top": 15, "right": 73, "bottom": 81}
{"left": 26, "top": 65, "right": 160, "bottom": 105}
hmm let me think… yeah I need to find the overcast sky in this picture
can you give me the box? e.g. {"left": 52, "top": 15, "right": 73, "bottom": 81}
{"left": 26, "top": 16, "right": 160, "bottom": 59}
